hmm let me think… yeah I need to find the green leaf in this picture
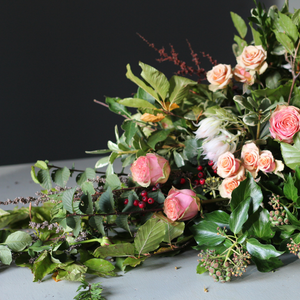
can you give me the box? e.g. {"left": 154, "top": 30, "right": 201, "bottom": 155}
{"left": 283, "top": 206, "right": 300, "bottom": 227}
{"left": 163, "top": 221, "right": 185, "bottom": 244}
{"left": 136, "top": 87, "right": 156, "bottom": 105}
{"left": 251, "top": 256, "right": 283, "bottom": 272}
{"left": 79, "top": 192, "right": 93, "bottom": 214}
{"left": 66, "top": 215, "right": 81, "bottom": 237}
{"left": 233, "top": 35, "right": 248, "bottom": 55}
{"left": 0, "top": 245, "right": 12, "bottom": 265}
{"left": 250, "top": 23, "right": 263, "bottom": 45}
{"left": 122, "top": 120, "right": 137, "bottom": 145}
{"left": 139, "top": 62, "right": 170, "bottom": 101}
{"left": 98, "top": 186, "right": 114, "bottom": 213}
{"left": 275, "top": 11, "right": 299, "bottom": 44}
{"left": 147, "top": 129, "right": 171, "bottom": 149}
{"left": 265, "top": 71, "right": 281, "bottom": 89}
{"left": 168, "top": 76, "right": 197, "bottom": 105}
{"left": 106, "top": 174, "right": 121, "bottom": 190}
{"left": 229, "top": 196, "right": 251, "bottom": 234}
{"left": 89, "top": 216, "right": 105, "bottom": 236}
{"left": 34, "top": 160, "right": 48, "bottom": 170}
{"left": 95, "top": 156, "right": 110, "bottom": 169}
{"left": 271, "top": 44, "right": 286, "bottom": 56}
{"left": 86, "top": 149, "right": 112, "bottom": 155}
{"left": 246, "top": 238, "right": 284, "bottom": 260}
{"left": 84, "top": 258, "right": 115, "bottom": 276}
{"left": 126, "top": 64, "right": 159, "bottom": 101}
{"left": 56, "top": 263, "right": 87, "bottom": 282}
{"left": 183, "top": 138, "right": 201, "bottom": 165}
{"left": 196, "top": 263, "right": 207, "bottom": 275}
{"left": 191, "top": 220, "right": 226, "bottom": 246}
{"left": 119, "top": 98, "right": 158, "bottom": 109}
{"left": 37, "top": 169, "right": 52, "bottom": 190}
{"left": 33, "top": 251, "right": 57, "bottom": 282}
{"left": 115, "top": 215, "right": 132, "bottom": 236}
{"left": 76, "top": 168, "right": 96, "bottom": 186}
{"left": 105, "top": 96, "right": 131, "bottom": 117}
{"left": 250, "top": 208, "right": 275, "bottom": 240}
{"left": 94, "top": 243, "right": 135, "bottom": 258}
{"left": 4, "top": 231, "right": 32, "bottom": 252}
{"left": 62, "top": 188, "right": 76, "bottom": 213}
{"left": 233, "top": 95, "right": 254, "bottom": 111}
{"left": 230, "top": 12, "right": 247, "bottom": 38}
{"left": 52, "top": 167, "right": 70, "bottom": 187}
{"left": 173, "top": 151, "right": 185, "bottom": 168}
{"left": 231, "top": 173, "right": 263, "bottom": 213}
{"left": 284, "top": 173, "right": 298, "bottom": 202}
{"left": 106, "top": 163, "right": 114, "bottom": 177}
{"left": 274, "top": 30, "right": 294, "bottom": 55}
{"left": 203, "top": 210, "right": 229, "bottom": 227}
{"left": 122, "top": 256, "right": 147, "bottom": 268}
{"left": 81, "top": 181, "right": 95, "bottom": 195}
{"left": 292, "top": 8, "right": 300, "bottom": 27}
{"left": 134, "top": 218, "right": 166, "bottom": 256}
{"left": 30, "top": 166, "right": 40, "bottom": 184}
{"left": 243, "top": 113, "right": 258, "bottom": 126}
{"left": 0, "top": 208, "right": 9, "bottom": 217}
{"left": 281, "top": 140, "right": 300, "bottom": 170}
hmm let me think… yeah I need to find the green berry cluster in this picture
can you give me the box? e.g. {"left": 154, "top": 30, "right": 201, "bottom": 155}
{"left": 268, "top": 194, "right": 289, "bottom": 226}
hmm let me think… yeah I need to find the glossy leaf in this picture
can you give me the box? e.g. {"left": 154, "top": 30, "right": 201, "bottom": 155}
{"left": 250, "top": 208, "right": 275, "bottom": 240}
{"left": 281, "top": 141, "right": 300, "bottom": 170}
{"left": 251, "top": 256, "right": 283, "bottom": 272}
{"left": 202, "top": 210, "right": 229, "bottom": 227}
{"left": 134, "top": 218, "right": 166, "bottom": 255}
{"left": 191, "top": 220, "right": 226, "bottom": 246}
{"left": 283, "top": 173, "right": 298, "bottom": 202}
{"left": 229, "top": 196, "right": 251, "bottom": 234}
{"left": 246, "top": 238, "right": 284, "bottom": 260}
{"left": 106, "top": 174, "right": 121, "bottom": 190}
{"left": 5, "top": 231, "right": 32, "bottom": 252}
{"left": 81, "top": 181, "right": 95, "bottom": 195}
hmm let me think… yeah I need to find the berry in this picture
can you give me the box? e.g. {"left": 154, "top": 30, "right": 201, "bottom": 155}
{"left": 197, "top": 165, "right": 203, "bottom": 171}
{"left": 133, "top": 199, "right": 139, "bottom": 206}
{"left": 147, "top": 197, "right": 155, "bottom": 204}
{"left": 208, "top": 160, "right": 214, "bottom": 166}
{"left": 194, "top": 179, "right": 199, "bottom": 185}
{"left": 198, "top": 172, "right": 204, "bottom": 178}
{"left": 199, "top": 178, "right": 205, "bottom": 185}
{"left": 152, "top": 187, "right": 157, "bottom": 191}
{"left": 180, "top": 178, "right": 186, "bottom": 184}
{"left": 124, "top": 199, "right": 129, "bottom": 205}
{"left": 142, "top": 196, "right": 148, "bottom": 202}
{"left": 214, "top": 169, "right": 218, "bottom": 174}
{"left": 141, "top": 190, "right": 148, "bottom": 197}
{"left": 155, "top": 183, "right": 162, "bottom": 189}
{"left": 138, "top": 202, "right": 146, "bottom": 209}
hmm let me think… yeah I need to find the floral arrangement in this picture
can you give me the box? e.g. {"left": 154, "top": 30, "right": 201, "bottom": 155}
{"left": 2, "top": 0, "right": 300, "bottom": 297}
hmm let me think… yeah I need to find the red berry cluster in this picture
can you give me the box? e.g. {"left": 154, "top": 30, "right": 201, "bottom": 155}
{"left": 123, "top": 190, "right": 155, "bottom": 209}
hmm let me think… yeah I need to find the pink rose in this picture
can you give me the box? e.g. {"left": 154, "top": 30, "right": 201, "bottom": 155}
{"left": 233, "top": 64, "right": 255, "bottom": 85}
{"left": 237, "top": 45, "right": 268, "bottom": 75}
{"left": 163, "top": 187, "right": 200, "bottom": 221}
{"left": 241, "top": 142, "right": 260, "bottom": 177}
{"left": 206, "top": 64, "right": 233, "bottom": 92}
{"left": 257, "top": 150, "right": 285, "bottom": 175}
{"left": 217, "top": 152, "right": 240, "bottom": 178}
{"left": 218, "top": 167, "right": 246, "bottom": 199}
{"left": 269, "top": 105, "right": 300, "bottom": 144}
{"left": 130, "top": 153, "right": 171, "bottom": 187}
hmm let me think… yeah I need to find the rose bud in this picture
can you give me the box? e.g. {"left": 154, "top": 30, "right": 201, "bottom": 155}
{"left": 163, "top": 187, "right": 200, "bottom": 221}
{"left": 130, "top": 153, "right": 171, "bottom": 187}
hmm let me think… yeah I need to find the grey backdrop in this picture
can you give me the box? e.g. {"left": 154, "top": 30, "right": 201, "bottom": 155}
{"left": 0, "top": 0, "right": 290, "bottom": 166}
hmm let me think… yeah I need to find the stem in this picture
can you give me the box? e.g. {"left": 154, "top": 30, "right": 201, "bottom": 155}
{"left": 94, "top": 99, "right": 131, "bottom": 119}
{"left": 223, "top": 241, "right": 238, "bottom": 266}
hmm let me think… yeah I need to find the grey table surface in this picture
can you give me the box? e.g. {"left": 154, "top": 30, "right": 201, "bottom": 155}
{"left": 1, "top": 157, "right": 299, "bottom": 300}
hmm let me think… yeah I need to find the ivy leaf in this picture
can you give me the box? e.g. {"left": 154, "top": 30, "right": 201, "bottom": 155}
{"left": 62, "top": 188, "right": 76, "bottom": 213}
{"left": 84, "top": 258, "right": 115, "bottom": 276}
{"left": 283, "top": 173, "right": 298, "bottom": 202}
{"left": 231, "top": 173, "right": 263, "bottom": 213}
{"left": 4, "top": 231, "right": 32, "bottom": 252}
{"left": 246, "top": 238, "right": 284, "bottom": 260}
{"left": 147, "top": 129, "right": 171, "bottom": 150}
{"left": 52, "top": 167, "right": 70, "bottom": 187}
{"left": 191, "top": 220, "right": 226, "bottom": 246}
{"left": 168, "top": 76, "right": 197, "bottom": 105}
{"left": 76, "top": 168, "right": 96, "bottom": 186}
{"left": 251, "top": 256, "right": 283, "bottom": 272}
{"left": 32, "top": 251, "right": 57, "bottom": 282}
{"left": 0, "top": 245, "right": 12, "bottom": 265}
{"left": 230, "top": 12, "right": 248, "bottom": 38}
{"left": 93, "top": 243, "right": 135, "bottom": 259}
{"left": 202, "top": 210, "right": 229, "bottom": 227}
{"left": 250, "top": 208, "right": 275, "bottom": 240}
{"left": 37, "top": 169, "right": 52, "bottom": 190}
{"left": 229, "top": 196, "right": 251, "bottom": 234}
{"left": 134, "top": 218, "right": 166, "bottom": 256}
{"left": 139, "top": 62, "right": 170, "bottom": 101}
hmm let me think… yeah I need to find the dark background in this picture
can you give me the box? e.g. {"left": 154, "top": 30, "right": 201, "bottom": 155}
{"left": 0, "top": 0, "right": 285, "bottom": 166}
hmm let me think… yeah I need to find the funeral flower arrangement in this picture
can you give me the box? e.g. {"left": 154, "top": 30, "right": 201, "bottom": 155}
{"left": 2, "top": 0, "right": 300, "bottom": 296}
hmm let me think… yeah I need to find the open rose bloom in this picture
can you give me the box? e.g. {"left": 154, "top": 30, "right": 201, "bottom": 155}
{"left": 163, "top": 187, "right": 200, "bottom": 221}
{"left": 269, "top": 105, "right": 300, "bottom": 144}
{"left": 241, "top": 142, "right": 260, "bottom": 177}
{"left": 131, "top": 153, "right": 171, "bottom": 187}
{"left": 217, "top": 152, "right": 241, "bottom": 178}
{"left": 206, "top": 64, "right": 233, "bottom": 92}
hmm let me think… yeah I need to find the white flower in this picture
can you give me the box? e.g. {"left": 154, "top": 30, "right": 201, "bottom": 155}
{"left": 201, "top": 130, "right": 237, "bottom": 163}
{"left": 194, "top": 117, "right": 222, "bottom": 140}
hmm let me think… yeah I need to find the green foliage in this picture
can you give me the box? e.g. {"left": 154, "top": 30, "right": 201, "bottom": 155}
{"left": 74, "top": 281, "right": 106, "bottom": 300}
